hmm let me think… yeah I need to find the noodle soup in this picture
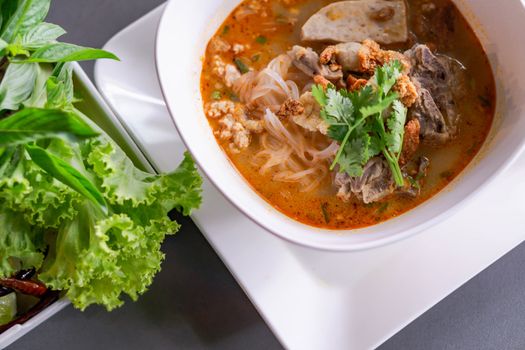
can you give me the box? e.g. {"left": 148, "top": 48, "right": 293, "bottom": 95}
{"left": 200, "top": 0, "right": 495, "bottom": 230}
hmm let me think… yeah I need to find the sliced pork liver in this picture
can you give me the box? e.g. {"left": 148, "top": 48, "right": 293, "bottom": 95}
{"left": 302, "top": 0, "right": 408, "bottom": 44}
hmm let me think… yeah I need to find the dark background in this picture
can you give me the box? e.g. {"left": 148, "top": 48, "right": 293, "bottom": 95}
{"left": 10, "top": 1, "right": 525, "bottom": 349}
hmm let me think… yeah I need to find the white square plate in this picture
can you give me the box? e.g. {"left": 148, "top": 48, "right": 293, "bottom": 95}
{"left": 95, "top": 5, "right": 525, "bottom": 349}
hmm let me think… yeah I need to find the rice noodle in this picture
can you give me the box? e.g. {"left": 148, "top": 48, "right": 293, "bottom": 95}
{"left": 254, "top": 109, "right": 337, "bottom": 192}
{"left": 233, "top": 54, "right": 299, "bottom": 112}
{"left": 233, "top": 55, "right": 336, "bottom": 192}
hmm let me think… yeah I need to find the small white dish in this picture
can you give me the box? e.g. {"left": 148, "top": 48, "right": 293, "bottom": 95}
{"left": 95, "top": 5, "right": 525, "bottom": 349}
{"left": 155, "top": 0, "right": 525, "bottom": 251}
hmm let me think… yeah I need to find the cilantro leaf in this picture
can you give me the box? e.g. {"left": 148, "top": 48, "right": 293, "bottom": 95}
{"left": 312, "top": 84, "right": 327, "bottom": 107}
{"left": 312, "top": 60, "right": 407, "bottom": 187}
{"left": 375, "top": 60, "right": 402, "bottom": 96}
{"left": 338, "top": 136, "right": 370, "bottom": 177}
{"left": 385, "top": 100, "right": 407, "bottom": 154}
{"left": 324, "top": 88, "right": 354, "bottom": 126}
{"left": 360, "top": 92, "right": 398, "bottom": 118}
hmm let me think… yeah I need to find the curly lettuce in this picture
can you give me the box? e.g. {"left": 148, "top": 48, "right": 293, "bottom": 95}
{"left": 0, "top": 137, "right": 202, "bottom": 310}
{"left": 0, "top": 0, "right": 202, "bottom": 312}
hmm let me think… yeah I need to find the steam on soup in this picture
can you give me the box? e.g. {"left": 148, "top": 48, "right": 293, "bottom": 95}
{"left": 200, "top": 0, "right": 495, "bottom": 230}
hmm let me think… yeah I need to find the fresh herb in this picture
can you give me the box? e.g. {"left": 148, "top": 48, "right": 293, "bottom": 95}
{"left": 377, "top": 202, "right": 389, "bottom": 214}
{"left": 255, "top": 35, "right": 267, "bottom": 44}
{"left": 321, "top": 203, "right": 330, "bottom": 224}
{"left": 251, "top": 53, "right": 261, "bottom": 62}
{"left": 0, "top": 0, "right": 115, "bottom": 64}
{"left": 0, "top": 0, "right": 202, "bottom": 312}
{"left": 313, "top": 60, "right": 407, "bottom": 187}
{"left": 228, "top": 91, "right": 240, "bottom": 102}
{"left": 407, "top": 175, "right": 420, "bottom": 190}
{"left": 221, "top": 25, "right": 230, "bottom": 35}
{"left": 211, "top": 90, "right": 222, "bottom": 100}
{"left": 25, "top": 143, "right": 109, "bottom": 214}
{"left": 234, "top": 57, "right": 250, "bottom": 74}
{"left": 0, "top": 108, "right": 99, "bottom": 146}
{"left": 18, "top": 43, "right": 119, "bottom": 63}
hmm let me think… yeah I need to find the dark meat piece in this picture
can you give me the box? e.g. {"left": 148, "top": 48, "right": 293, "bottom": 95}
{"left": 405, "top": 44, "right": 466, "bottom": 144}
{"left": 288, "top": 45, "right": 343, "bottom": 82}
{"left": 334, "top": 158, "right": 394, "bottom": 204}
{"left": 410, "top": 88, "right": 450, "bottom": 143}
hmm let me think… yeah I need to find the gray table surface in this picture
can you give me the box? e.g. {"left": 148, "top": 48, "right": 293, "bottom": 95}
{"left": 9, "top": 1, "right": 525, "bottom": 349}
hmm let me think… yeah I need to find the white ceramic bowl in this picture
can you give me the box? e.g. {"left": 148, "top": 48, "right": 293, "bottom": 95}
{"left": 156, "top": 0, "right": 525, "bottom": 251}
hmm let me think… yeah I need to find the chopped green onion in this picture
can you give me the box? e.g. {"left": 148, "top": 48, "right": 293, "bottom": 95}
{"left": 251, "top": 54, "right": 261, "bottom": 62}
{"left": 255, "top": 35, "right": 267, "bottom": 44}
{"left": 228, "top": 92, "right": 240, "bottom": 102}
{"left": 222, "top": 25, "right": 230, "bottom": 35}
{"left": 321, "top": 203, "right": 330, "bottom": 224}
{"left": 234, "top": 58, "right": 250, "bottom": 74}
{"left": 211, "top": 90, "right": 222, "bottom": 100}
{"left": 377, "top": 203, "right": 389, "bottom": 214}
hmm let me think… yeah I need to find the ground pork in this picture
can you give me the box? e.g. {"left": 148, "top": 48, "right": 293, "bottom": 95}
{"left": 206, "top": 100, "right": 263, "bottom": 151}
{"left": 212, "top": 55, "right": 241, "bottom": 87}
{"left": 393, "top": 74, "right": 418, "bottom": 107}
{"left": 399, "top": 118, "right": 421, "bottom": 166}
{"left": 358, "top": 39, "right": 410, "bottom": 74}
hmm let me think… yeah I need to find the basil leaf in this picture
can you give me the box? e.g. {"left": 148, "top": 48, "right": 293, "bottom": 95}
{"left": 1, "top": 0, "right": 50, "bottom": 42}
{"left": 23, "top": 43, "right": 119, "bottom": 63}
{"left": 0, "top": 145, "right": 23, "bottom": 178}
{"left": 25, "top": 144, "right": 108, "bottom": 214}
{"left": 21, "top": 22, "right": 65, "bottom": 49}
{"left": 0, "top": 62, "right": 38, "bottom": 110}
{"left": 0, "top": 37, "right": 7, "bottom": 53}
{"left": 0, "top": 108, "right": 99, "bottom": 147}
{"left": 45, "top": 62, "right": 73, "bottom": 108}
{"left": 0, "top": 0, "right": 21, "bottom": 35}
{"left": 22, "top": 62, "right": 50, "bottom": 108}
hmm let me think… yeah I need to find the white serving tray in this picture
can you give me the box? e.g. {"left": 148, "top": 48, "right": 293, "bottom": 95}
{"left": 95, "top": 5, "right": 525, "bottom": 350}
{"left": 0, "top": 63, "right": 154, "bottom": 350}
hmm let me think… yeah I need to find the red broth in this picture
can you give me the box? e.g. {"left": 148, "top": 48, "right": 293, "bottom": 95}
{"left": 200, "top": 0, "right": 495, "bottom": 229}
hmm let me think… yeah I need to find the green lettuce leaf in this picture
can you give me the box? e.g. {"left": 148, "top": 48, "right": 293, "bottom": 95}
{"left": 0, "top": 0, "right": 203, "bottom": 313}
{"left": 0, "top": 142, "right": 82, "bottom": 229}
{"left": 0, "top": 131, "right": 202, "bottom": 310}
{"left": 39, "top": 202, "right": 179, "bottom": 310}
{"left": 0, "top": 206, "right": 45, "bottom": 278}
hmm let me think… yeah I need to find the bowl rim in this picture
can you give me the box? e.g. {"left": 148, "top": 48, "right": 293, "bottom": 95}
{"left": 154, "top": 0, "right": 525, "bottom": 252}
